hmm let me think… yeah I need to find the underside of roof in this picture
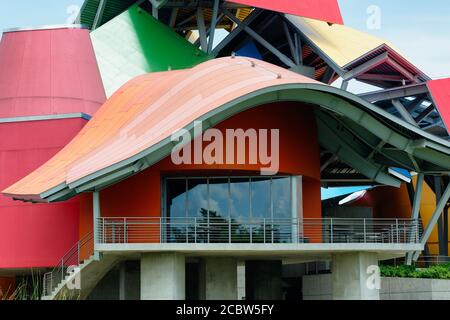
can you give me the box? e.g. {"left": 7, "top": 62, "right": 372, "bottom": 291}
{"left": 3, "top": 57, "right": 450, "bottom": 203}
{"left": 286, "top": 15, "right": 429, "bottom": 88}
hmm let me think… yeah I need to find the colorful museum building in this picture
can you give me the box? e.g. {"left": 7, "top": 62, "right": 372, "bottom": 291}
{"left": 0, "top": 0, "right": 450, "bottom": 300}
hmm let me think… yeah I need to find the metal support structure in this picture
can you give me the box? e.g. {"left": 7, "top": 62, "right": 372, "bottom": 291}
{"left": 212, "top": 9, "right": 263, "bottom": 55}
{"left": 391, "top": 99, "right": 419, "bottom": 127}
{"left": 342, "top": 52, "right": 389, "bottom": 81}
{"left": 92, "top": 0, "right": 107, "bottom": 30}
{"left": 222, "top": 10, "right": 296, "bottom": 68}
{"left": 406, "top": 173, "right": 424, "bottom": 264}
{"left": 196, "top": 8, "right": 208, "bottom": 51}
{"left": 207, "top": 0, "right": 220, "bottom": 53}
{"left": 413, "top": 179, "right": 450, "bottom": 261}
{"left": 435, "top": 176, "right": 448, "bottom": 256}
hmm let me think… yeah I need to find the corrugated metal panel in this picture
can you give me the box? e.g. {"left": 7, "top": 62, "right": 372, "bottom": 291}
{"left": 78, "top": 0, "right": 136, "bottom": 29}
{"left": 90, "top": 5, "right": 211, "bottom": 97}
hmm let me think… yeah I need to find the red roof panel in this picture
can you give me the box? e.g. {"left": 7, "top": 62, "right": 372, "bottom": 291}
{"left": 427, "top": 78, "right": 450, "bottom": 133}
{"left": 226, "top": 0, "right": 343, "bottom": 24}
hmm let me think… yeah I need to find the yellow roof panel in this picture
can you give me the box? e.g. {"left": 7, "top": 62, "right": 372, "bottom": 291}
{"left": 287, "top": 15, "right": 399, "bottom": 68}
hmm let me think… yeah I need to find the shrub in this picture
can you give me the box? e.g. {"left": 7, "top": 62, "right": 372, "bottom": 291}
{"left": 380, "top": 263, "right": 450, "bottom": 280}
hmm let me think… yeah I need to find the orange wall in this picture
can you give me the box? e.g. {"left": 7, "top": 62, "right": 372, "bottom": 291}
{"left": 0, "top": 277, "right": 15, "bottom": 299}
{"left": 80, "top": 102, "right": 322, "bottom": 240}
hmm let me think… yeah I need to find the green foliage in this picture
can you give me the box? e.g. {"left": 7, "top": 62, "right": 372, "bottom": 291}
{"left": 380, "top": 263, "right": 450, "bottom": 280}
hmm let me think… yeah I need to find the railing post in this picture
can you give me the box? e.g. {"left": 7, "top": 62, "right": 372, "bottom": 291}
{"left": 229, "top": 219, "right": 232, "bottom": 243}
{"left": 102, "top": 217, "right": 105, "bottom": 244}
{"left": 61, "top": 259, "right": 64, "bottom": 283}
{"left": 186, "top": 219, "right": 189, "bottom": 243}
{"left": 160, "top": 217, "right": 163, "bottom": 243}
{"left": 124, "top": 218, "right": 127, "bottom": 244}
{"left": 330, "top": 218, "right": 333, "bottom": 243}
{"left": 263, "top": 219, "right": 266, "bottom": 244}
{"left": 363, "top": 218, "right": 366, "bottom": 243}
{"left": 194, "top": 218, "right": 197, "bottom": 243}
{"left": 396, "top": 219, "right": 399, "bottom": 243}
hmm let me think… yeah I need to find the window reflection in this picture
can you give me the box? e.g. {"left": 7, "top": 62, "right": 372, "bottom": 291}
{"left": 165, "top": 176, "right": 295, "bottom": 243}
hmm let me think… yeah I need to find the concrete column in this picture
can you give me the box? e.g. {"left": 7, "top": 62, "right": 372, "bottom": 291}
{"left": 332, "top": 252, "right": 379, "bottom": 300}
{"left": 199, "top": 257, "right": 238, "bottom": 300}
{"left": 246, "top": 261, "right": 282, "bottom": 300}
{"left": 141, "top": 253, "right": 185, "bottom": 300}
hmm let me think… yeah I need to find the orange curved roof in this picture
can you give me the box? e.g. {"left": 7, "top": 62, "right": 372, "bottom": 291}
{"left": 4, "top": 57, "right": 450, "bottom": 202}
{"left": 3, "top": 57, "right": 319, "bottom": 200}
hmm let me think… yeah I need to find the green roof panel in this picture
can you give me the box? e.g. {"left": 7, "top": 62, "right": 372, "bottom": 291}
{"left": 90, "top": 4, "right": 211, "bottom": 97}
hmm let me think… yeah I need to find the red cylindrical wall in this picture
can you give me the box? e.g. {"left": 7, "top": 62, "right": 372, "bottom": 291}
{"left": 0, "top": 26, "right": 106, "bottom": 269}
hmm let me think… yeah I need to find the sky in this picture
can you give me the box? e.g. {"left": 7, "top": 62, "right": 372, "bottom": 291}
{"left": 0, "top": 0, "right": 448, "bottom": 83}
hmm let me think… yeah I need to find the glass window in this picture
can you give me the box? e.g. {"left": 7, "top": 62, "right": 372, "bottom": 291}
{"left": 272, "top": 177, "right": 291, "bottom": 219}
{"left": 209, "top": 178, "right": 230, "bottom": 221}
{"left": 187, "top": 179, "right": 208, "bottom": 219}
{"left": 251, "top": 178, "right": 271, "bottom": 219}
{"left": 166, "top": 178, "right": 186, "bottom": 219}
{"left": 164, "top": 176, "right": 296, "bottom": 243}
{"left": 230, "top": 178, "right": 250, "bottom": 222}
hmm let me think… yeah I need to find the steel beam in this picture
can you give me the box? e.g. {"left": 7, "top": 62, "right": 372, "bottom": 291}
{"left": 92, "top": 0, "right": 107, "bottom": 30}
{"left": 359, "top": 83, "right": 429, "bottom": 102}
{"left": 342, "top": 52, "right": 389, "bottom": 81}
{"left": 392, "top": 99, "right": 419, "bottom": 127}
{"left": 413, "top": 179, "right": 450, "bottom": 261}
{"left": 207, "top": 0, "right": 220, "bottom": 53}
{"left": 196, "top": 8, "right": 208, "bottom": 52}
{"left": 415, "top": 105, "right": 435, "bottom": 123}
{"left": 223, "top": 10, "right": 296, "bottom": 68}
{"left": 212, "top": 9, "right": 263, "bottom": 56}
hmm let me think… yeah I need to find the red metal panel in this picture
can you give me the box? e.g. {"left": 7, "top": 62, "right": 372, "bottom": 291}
{"left": 427, "top": 78, "right": 450, "bottom": 133}
{"left": 0, "top": 27, "right": 106, "bottom": 118}
{"left": 0, "top": 118, "right": 86, "bottom": 268}
{"left": 226, "top": 0, "right": 343, "bottom": 24}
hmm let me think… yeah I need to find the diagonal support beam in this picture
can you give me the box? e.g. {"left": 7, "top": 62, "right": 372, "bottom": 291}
{"left": 212, "top": 9, "right": 263, "bottom": 56}
{"left": 196, "top": 8, "right": 208, "bottom": 52}
{"left": 406, "top": 173, "right": 424, "bottom": 264}
{"left": 223, "top": 9, "right": 296, "bottom": 68}
{"left": 92, "top": 0, "right": 108, "bottom": 30}
{"left": 392, "top": 99, "right": 419, "bottom": 127}
{"left": 207, "top": 0, "right": 220, "bottom": 53}
{"left": 412, "top": 179, "right": 450, "bottom": 261}
{"left": 343, "top": 52, "right": 389, "bottom": 81}
{"left": 415, "top": 105, "right": 435, "bottom": 123}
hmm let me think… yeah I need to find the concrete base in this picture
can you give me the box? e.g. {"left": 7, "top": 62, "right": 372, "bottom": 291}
{"left": 246, "top": 261, "right": 282, "bottom": 300}
{"left": 332, "top": 252, "right": 379, "bottom": 300}
{"left": 141, "top": 253, "right": 185, "bottom": 300}
{"left": 199, "top": 257, "right": 237, "bottom": 300}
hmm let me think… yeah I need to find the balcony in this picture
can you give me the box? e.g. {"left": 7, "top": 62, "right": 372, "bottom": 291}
{"left": 97, "top": 217, "right": 422, "bottom": 245}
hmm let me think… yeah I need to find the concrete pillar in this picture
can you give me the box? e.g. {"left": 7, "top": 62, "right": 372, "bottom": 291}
{"left": 332, "top": 252, "right": 379, "bottom": 300}
{"left": 199, "top": 257, "right": 238, "bottom": 300}
{"left": 246, "top": 261, "right": 282, "bottom": 300}
{"left": 141, "top": 253, "right": 185, "bottom": 300}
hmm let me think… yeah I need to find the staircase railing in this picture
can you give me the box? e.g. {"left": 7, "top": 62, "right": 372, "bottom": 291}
{"left": 42, "top": 232, "right": 94, "bottom": 297}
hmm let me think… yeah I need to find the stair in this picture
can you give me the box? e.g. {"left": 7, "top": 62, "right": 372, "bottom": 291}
{"left": 41, "top": 254, "right": 120, "bottom": 300}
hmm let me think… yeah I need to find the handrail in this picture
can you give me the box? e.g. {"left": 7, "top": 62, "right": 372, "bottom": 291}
{"left": 42, "top": 232, "right": 94, "bottom": 297}
{"left": 97, "top": 217, "right": 422, "bottom": 245}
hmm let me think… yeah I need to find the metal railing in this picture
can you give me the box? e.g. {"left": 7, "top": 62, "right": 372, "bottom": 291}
{"left": 42, "top": 232, "right": 94, "bottom": 297}
{"left": 97, "top": 217, "right": 422, "bottom": 245}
